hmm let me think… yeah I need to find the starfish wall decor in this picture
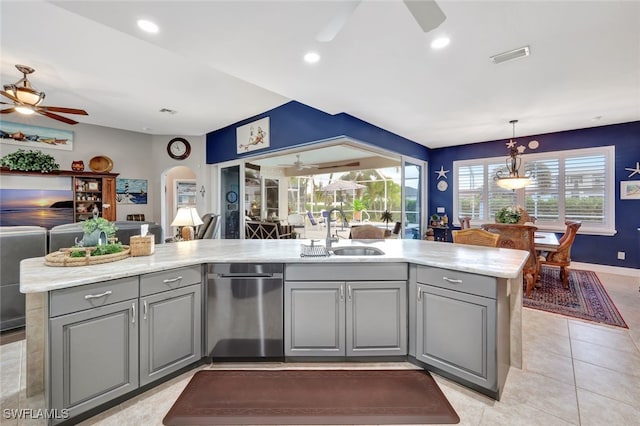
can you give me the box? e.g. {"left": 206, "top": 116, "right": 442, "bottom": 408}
{"left": 625, "top": 161, "right": 640, "bottom": 178}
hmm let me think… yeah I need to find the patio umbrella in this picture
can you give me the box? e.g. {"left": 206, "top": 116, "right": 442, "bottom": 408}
{"left": 322, "top": 180, "right": 366, "bottom": 230}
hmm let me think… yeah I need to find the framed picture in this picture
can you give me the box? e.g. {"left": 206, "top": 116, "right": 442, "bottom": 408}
{"left": 116, "top": 178, "right": 148, "bottom": 204}
{"left": 0, "top": 121, "right": 74, "bottom": 151}
{"left": 87, "top": 182, "right": 99, "bottom": 191}
{"left": 236, "top": 117, "right": 270, "bottom": 154}
{"left": 620, "top": 181, "right": 640, "bottom": 200}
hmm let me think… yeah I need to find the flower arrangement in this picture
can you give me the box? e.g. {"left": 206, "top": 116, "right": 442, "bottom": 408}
{"left": 496, "top": 206, "right": 522, "bottom": 224}
{"left": 0, "top": 149, "right": 60, "bottom": 173}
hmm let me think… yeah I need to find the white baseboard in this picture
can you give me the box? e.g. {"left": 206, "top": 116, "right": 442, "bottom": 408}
{"left": 572, "top": 262, "right": 640, "bottom": 278}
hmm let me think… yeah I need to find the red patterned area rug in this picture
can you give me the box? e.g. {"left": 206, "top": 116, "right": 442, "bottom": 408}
{"left": 163, "top": 369, "right": 460, "bottom": 425}
{"left": 524, "top": 266, "right": 628, "bottom": 328}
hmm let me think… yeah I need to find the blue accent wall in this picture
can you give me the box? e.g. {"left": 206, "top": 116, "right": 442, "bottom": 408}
{"left": 206, "top": 100, "right": 638, "bottom": 269}
{"left": 429, "top": 121, "right": 640, "bottom": 269}
{"left": 206, "top": 101, "right": 429, "bottom": 163}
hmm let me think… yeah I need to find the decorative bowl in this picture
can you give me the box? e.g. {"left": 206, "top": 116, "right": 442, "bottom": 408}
{"left": 89, "top": 156, "right": 113, "bottom": 172}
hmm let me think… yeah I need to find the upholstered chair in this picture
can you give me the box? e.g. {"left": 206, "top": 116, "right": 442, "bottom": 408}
{"left": 452, "top": 228, "right": 500, "bottom": 247}
{"left": 539, "top": 221, "right": 582, "bottom": 288}
{"left": 350, "top": 225, "right": 385, "bottom": 239}
{"left": 481, "top": 223, "right": 539, "bottom": 297}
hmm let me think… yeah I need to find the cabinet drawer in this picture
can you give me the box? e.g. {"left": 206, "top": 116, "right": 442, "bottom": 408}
{"left": 416, "top": 266, "right": 496, "bottom": 299}
{"left": 140, "top": 265, "right": 202, "bottom": 296}
{"left": 50, "top": 277, "right": 139, "bottom": 317}
{"left": 286, "top": 263, "right": 408, "bottom": 281}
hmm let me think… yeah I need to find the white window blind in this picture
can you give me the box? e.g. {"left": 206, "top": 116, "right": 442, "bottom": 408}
{"left": 453, "top": 146, "right": 615, "bottom": 235}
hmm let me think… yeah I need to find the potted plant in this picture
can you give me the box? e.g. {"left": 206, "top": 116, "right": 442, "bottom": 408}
{"left": 352, "top": 199, "right": 365, "bottom": 222}
{"left": 80, "top": 217, "right": 117, "bottom": 246}
{"left": 380, "top": 210, "right": 393, "bottom": 230}
{"left": 0, "top": 149, "right": 60, "bottom": 173}
{"left": 430, "top": 214, "right": 440, "bottom": 226}
{"left": 496, "top": 206, "right": 521, "bottom": 224}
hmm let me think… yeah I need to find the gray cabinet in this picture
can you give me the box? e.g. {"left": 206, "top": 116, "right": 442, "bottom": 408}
{"left": 50, "top": 280, "right": 139, "bottom": 422}
{"left": 48, "top": 266, "right": 204, "bottom": 423}
{"left": 284, "top": 279, "right": 407, "bottom": 357}
{"left": 140, "top": 283, "right": 201, "bottom": 386}
{"left": 414, "top": 266, "right": 509, "bottom": 399}
{"left": 285, "top": 281, "right": 345, "bottom": 356}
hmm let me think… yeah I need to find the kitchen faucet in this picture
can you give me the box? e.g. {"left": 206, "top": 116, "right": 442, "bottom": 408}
{"left": 325, "top": 208, "right": 347, "bottom": 249}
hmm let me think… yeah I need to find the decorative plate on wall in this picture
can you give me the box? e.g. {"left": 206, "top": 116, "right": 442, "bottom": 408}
{"left": 89, "top": 156, "right": 113, "bottom": 172}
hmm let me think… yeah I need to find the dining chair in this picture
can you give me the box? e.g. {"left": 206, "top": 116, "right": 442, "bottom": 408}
{"left": 458, "top": 216, "right": 471, "bottom": 229}
{"left": 539, "top": 221, "right": 582, "bottom": 288}
{"left": 350, "top": 225, "right": 385, "bottom": 239}
{"left": 481, "top": 223, "right": 539, "bottom": 297}
{"left": 452, "top": 228, "right": 499, "bottom": 247}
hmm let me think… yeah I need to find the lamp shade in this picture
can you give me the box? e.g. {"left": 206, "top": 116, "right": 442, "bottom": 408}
{"left": 171, "top": 207, "right": 204, "bottom": 227}
{"left": 496, "top": 176, "right": 531, "bottom": 190}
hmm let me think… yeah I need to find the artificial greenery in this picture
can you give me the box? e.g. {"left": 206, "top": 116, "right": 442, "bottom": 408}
{"left": 496, "top": 206, "right": 522, "bottom": 224}
{"left": 0, "top": 149, "right": 60, "bottom": 173}
{"left": 82, "top": 217, "right": 117, "bottom": 237}
{"left": 430, "top": 213, "right": 440, "bottom": 222}
{"left": 70, "top": 243, "right": 124, "bottom": 257}
{"left": 380, "top": 210, "right": 393, "bottom": 229}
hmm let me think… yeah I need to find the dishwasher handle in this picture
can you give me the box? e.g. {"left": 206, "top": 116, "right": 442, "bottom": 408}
{"left": 213, "top": 272, "right": 281, "bottom": 278}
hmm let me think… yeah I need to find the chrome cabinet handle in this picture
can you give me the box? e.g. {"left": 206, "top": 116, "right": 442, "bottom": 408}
{"left": 163, "top": 276, "right": 183, "bottom": 284}
{"left": 443, "top": 276, "right": 463, "bottom": 284}
{"left": 143, "top": 300, "right": 148, "bottom": 320}
{"left": 340, "top": 285, "right": 344, "bottom": 301}
{"left": 131, "top": 303, "right": 136, "bottom": 324}
{"left": 84, "top": 290, "right": 112, "bottom": 300}
{"left": 348, "top": 285, "right": 352, "bottom": 300}
{"left": 417, "top": 287, "right": 422, "bottom": 301}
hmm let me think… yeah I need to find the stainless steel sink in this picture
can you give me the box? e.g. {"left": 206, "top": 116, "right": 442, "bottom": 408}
{"left": 330, "top": 246, "right": 385, "bottom": 256}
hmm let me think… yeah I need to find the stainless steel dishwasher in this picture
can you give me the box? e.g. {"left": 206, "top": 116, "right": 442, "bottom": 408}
{"left": 207, "top": 263, "right": 284, "bottom": 360}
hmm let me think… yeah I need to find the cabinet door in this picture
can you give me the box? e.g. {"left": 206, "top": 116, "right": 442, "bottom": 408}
{"left": 346, "top": 281, "right": 407, "bottom": 356}
{"left": 284, "top": 281, "right": 345, "bottom": 356}
{"left": 101, "top": 176, "right": 116, "bottom": 221}
{"left": 140, "top": 284, "right": 202, "bottom": 386}
{"left": 416, "top": 283, "right": 497, "bottom": 390}
{"left": 50, "top": 299, "right": 138, "bottom": 420}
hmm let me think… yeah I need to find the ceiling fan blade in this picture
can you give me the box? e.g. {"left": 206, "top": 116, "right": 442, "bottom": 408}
{"left": 38, "top": 110, "right": 79, "bottom": 125}
{"left": 38, "top": 105, "right": 88, "bottom": 115}
{"left": 316, "top": 1, "right": 361, "bottom": 42}
{"left": 1, "top": 107, "right": 16, "bottom": 114}
{"left": 1, "top": 90, "right": 21, "bottom": 103}
{"left": 403, "top": 0, "right": 446, "bottom": 33}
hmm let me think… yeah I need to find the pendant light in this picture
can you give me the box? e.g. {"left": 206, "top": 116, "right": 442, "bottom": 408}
{"left": 494, "top": 120, "right": 531, "bottom": 190}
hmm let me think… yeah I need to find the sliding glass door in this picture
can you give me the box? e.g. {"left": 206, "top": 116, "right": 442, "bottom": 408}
{"left": 401, "top": 158, "right": 426, "bottom": 239}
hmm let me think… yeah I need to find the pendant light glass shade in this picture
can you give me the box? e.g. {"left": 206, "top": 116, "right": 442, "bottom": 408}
{"left": 494, "top": 120, "right": 531, "bottom": 190}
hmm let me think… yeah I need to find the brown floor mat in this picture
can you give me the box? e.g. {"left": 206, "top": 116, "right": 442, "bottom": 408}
{"left": 163, "top": 369, "right": 460, "bottom": 425}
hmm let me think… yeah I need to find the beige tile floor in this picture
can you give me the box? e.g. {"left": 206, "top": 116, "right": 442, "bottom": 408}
{"left": 1, "top": 269, "right": 638, "bottom": 426}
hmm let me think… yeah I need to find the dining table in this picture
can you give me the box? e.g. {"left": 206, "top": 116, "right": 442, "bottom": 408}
{"left": 534, "top": 231, "right": 560, "bottom": 252}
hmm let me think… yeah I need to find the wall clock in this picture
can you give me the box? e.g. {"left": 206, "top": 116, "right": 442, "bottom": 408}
{"left": 437, "top": 180, "right": 448, "bottom": 191}
{"left": 167, "top": 137, "right": 191, "bottom": 160}
{"left": 225, "top": 190, "right": 238, "bottom": 203}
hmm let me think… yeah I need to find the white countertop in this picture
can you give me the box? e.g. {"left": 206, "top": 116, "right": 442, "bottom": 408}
{"left": 20, "top": 239, "right": 529, "bottom": 293}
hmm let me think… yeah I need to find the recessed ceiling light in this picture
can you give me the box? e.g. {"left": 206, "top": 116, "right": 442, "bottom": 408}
{"left": 137, "top": 19, "right": 159, "bottom": 33}
{"left": 304, "top": 52, "right": 321, "bottom": 64}
{"left": 430, "top": 36, "right": 450, "bottom": 49}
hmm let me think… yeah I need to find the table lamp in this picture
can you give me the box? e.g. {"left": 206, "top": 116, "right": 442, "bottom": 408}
{"left": 170, "top": 207, "right": 204, "bottom": 241}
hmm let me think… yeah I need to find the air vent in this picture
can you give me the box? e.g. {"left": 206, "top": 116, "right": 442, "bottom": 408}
{"left": 490, "top": 46, "right": 530, "bottom": 64}
{"left": 159, "top": 108, "right": 177, "bottom": 114}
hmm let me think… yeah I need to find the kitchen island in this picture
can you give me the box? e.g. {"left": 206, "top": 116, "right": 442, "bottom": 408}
{"left": 21, "top": 239, "right": 528, "bottom": 423}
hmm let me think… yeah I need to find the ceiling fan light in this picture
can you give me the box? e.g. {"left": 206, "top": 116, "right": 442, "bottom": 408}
{"left": 15, "top": 105, "right": 35, "bottom": 115}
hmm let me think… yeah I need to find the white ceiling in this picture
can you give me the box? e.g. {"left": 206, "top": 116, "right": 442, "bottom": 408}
{"left": 1, "top": 1, "right": 638, "bottom": 149}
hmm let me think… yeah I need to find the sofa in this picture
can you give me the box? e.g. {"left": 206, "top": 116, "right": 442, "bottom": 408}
{"left": 0, "top": 226, "right": 47, "bottom": 331}
{"left": 48, "top": 221, "right": 163, "bottom": 253}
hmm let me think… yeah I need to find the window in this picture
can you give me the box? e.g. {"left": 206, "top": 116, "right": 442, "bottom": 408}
{"left": 453, "top": 146, "right": 615, "bottom": 235}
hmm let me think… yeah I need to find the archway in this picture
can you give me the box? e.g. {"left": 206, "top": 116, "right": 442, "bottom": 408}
{"left": 161, "top": 165, "right": 196, "bottom": 241}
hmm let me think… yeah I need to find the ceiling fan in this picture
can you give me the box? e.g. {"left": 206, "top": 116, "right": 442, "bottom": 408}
{"left": 278, "top": 154, "right": 320, "bottom": 171}
{"left": 316, "top": 0, "right": 446, "bottom": 42}
{"left": 1, "top": 64, "right": 88, "bottom": 125}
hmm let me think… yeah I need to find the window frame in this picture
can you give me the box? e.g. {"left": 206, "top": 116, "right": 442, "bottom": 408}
{"left": 453, "top": 146, "right": 616, "bottom": 235}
